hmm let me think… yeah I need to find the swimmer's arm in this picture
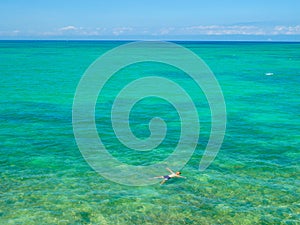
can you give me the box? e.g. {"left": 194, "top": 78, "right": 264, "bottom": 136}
{"left": 177, "top": 175, "right": 186, "bottom": 179}
{"left": 166, "top": 167, "right": 175, "bottom": 174}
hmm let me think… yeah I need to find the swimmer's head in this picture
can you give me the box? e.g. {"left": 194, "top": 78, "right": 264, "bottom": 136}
{"left": 176, "top": 171, "right": 181, "bottom": 175}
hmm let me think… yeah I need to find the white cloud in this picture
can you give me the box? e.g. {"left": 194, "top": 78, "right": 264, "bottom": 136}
{"left": 273, "top": 25, "right": 300, "bottom": 35}
{"left": 182, "top": 25, "right": 266, "bottom": 35}
{"left": 112, "top": 27, "right": 133, "bottom": 36}
{"left": 0, "top": 30, "right": 21, "bottom": 36}
{"left": 59, "top": 25, "right": 78, "bottom": 31}
{"left": 55, "top": 26, "right": 103, "bottom": 36}
{"left": 158, "top": 27, "right": 174, "bottom": 35}
{"left": 180, "top": 25, "right": 300, "bottom": 36}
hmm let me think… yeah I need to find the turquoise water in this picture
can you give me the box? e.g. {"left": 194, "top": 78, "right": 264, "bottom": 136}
{"left": 1, "top": 41, "right": 299, "bottom": 224}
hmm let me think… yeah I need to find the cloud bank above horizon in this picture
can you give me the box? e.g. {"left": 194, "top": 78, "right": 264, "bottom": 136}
{"left": 2, "top": 24, "right": 300, "bottom": 40}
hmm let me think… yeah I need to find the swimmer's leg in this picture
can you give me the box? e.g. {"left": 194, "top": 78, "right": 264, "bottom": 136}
{"left": 160, "top": 179, "right": 166, "bottom": 185}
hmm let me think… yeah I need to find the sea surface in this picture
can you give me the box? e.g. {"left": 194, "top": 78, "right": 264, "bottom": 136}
{"left": 0, "top": 40, "right": 299, "bottom": 224}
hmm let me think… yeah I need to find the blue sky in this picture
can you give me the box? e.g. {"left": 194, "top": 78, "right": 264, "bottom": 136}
{"left": 1, "top": 0, "right": 300, "bottom": 40}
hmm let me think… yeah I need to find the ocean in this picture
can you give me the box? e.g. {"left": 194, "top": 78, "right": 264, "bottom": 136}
{"left": 0, "top": 40, "right": 299, "bottom": 224}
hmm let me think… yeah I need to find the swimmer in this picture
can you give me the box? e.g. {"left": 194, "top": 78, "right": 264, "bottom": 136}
{"left": 153, "top": 167, "right": 186, "bottom": 185}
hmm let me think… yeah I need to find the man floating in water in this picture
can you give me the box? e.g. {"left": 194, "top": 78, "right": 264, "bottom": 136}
{"left": 153, "top": 167, "right": 186, "bottom": 185}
